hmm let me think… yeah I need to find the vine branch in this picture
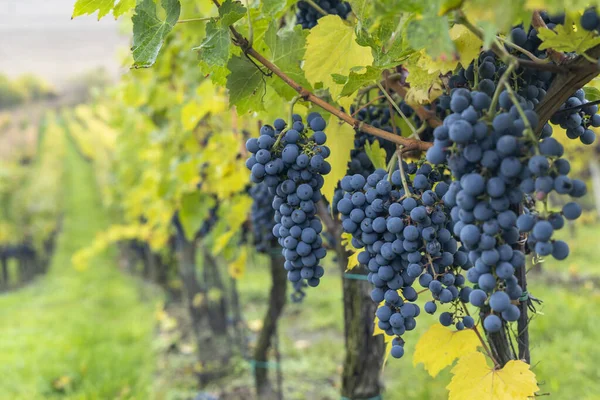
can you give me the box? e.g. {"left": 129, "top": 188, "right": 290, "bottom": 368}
{"left": 211, "top": 0, "right": 432, "bottom": 152}
{"left": 383, "top": 71, "right": 443, "bottom": 129}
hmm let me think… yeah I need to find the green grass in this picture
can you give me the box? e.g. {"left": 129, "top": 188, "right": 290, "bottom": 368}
{"left": 233, "top": 250, "right": 600, "bottom": 400}
{"left": 541, "top": 221, "right": 600, "bottom": 277}
{"left": 0, "top": 137, "right": 161, "bottom": 399}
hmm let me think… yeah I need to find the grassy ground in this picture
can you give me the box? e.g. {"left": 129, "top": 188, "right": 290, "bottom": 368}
{"left": 230, "top": 236, "right": 600, "bottom": 400}
{"left": 0, "top": 136, "right": 161, "bottom": 398}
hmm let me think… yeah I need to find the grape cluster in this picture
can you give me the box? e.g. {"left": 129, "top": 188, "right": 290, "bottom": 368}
{"left": 455, "top": 22, "right": 599, "bottom": 146}
{"left": 427, "top": 85, "right": 586, "bottom": 333}
{"left": 246, "top": 113, "right": 330, "bottom": 288}
{"left": 581, "top": 8, "right": 600, "bottom": 32}
{"left": 338, "top": 162, "right": 472, "bottom": 358}
{"left": 249, "top": 183, "right": 276, "bottom": 253}
{"left": 550, "top": 89, "right": 599, "bottom": 145}
{"left": 296, "top": 0, "right": 352, "bottom": 29}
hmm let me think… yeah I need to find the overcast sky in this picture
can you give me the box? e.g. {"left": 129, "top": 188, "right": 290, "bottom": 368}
{"left": 0, "top": 0, "right": 129, "bottom": 87}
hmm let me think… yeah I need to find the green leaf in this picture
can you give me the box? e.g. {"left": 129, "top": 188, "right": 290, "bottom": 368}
{"left": 131, "top": 0, "right": 181, "bottom": 68}
{"left": 364, "top": 141, "right": 387, "bottom": 170}
{"left": 349, "top": 0, "right": 372, "bottom": 22}
{"left": 196, "top": 20, "right": 231, "bottom": 67}
{"left": 179, "top": 192, "right": 216, "bottom": 241}
{"left": 332, "top": 74, "right": 348, "bottom": 85}
{"left": 406, "top": 15, "right": 454, "bottom": 59}
{"left": 262, "top": 0, "right": 290, "bottom": 15}
{"left": 340, "top": 66, "right": 381, "bottom": 97}
{"left": 196, "top": 1, "right": 247, "bottom": 70}
{"left": 264, "top": 23, "right": 312, "bottom": 100}
{"left": 373, "top": 0, "right": 424, "bottom": 14}
{"left": 226, "top": 55, "right": 266, "bottom": 114}
{"left": 584, "top": 86, "right": 600, "bottom": 102}
{"left": 218, "top": 0, "right": 246, "bottom": 27}
{"left": 538, "top": 13, "right": 600, "bottom": 54}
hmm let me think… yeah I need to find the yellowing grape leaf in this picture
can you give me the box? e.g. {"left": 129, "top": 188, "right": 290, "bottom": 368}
{"left": 213, "top": 230, "right": 235, "bottom": 255}
{"left": 404, "top": 58, "right": 443, "bottom": 105}
{"left": 341, "top": 232, "right": 360, "bottom": 270}
{"left": 438, "top": 0, "right": 464, "bottom": 15}
{"left": 321, "top": 118, "right": 355, "bottom": 203}
{"left": 447, "top": 352, "right": 539, "bottom": 400}
{"left": 525, "top": 0, "right": 591, "bottom": 14}
{"left": 113, "top": 0, "right": 135, "bottom": 16}
{"left": 418, "top": 24, "right": 482, "bottom": 74}
{"left": 72, "top": 0, "right": 134, "bottom": 19}
{"left": 364, "top": 141, "right": 387, "bottom": 170}
{"left": 413, "top": 324, "right": 480, "bottom": 377}
{"left": 229, "top": 247, "right": 247, "bottom": 279}
{"left": 304, "top": 15, "right": 374, "bottom": 104}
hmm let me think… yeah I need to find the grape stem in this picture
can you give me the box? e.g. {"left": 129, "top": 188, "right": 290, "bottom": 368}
{"left": 488, "top": 62, "right": 517, "bottom": 117}
{"left": 502, "top": 81, "right": 539, "bottom": 150}
{"left": 356, "top": 73, "right": 443, "bottom": 129}
{"left": 495, "top": 36, "right": 548, "bottom": 64}
{"left": 303, "top": 0, "right": 329, "bottom": 17}
{"left": 176, "top": 17, "right": 214, "bottom": 24}
{"left": 377, "top": 82, "right": 417, "bottom": 135}
{"left": 209, "top": 0, "right": 432, "bottom": 152}
{"left": 289, "top": 95, "right": 302, "bottom": 130}
{"left": 459, "top": 301, "right": 500, "bottom": 367}
{"left": 396, "top": 148, "right": 413, "bottom": 198}
{"left": 457, "top": 12, "right": 568, "bottom": 73}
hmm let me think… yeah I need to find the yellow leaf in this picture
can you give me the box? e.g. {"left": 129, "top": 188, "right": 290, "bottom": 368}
{"left": 447, "top": 352, "right": 539, "bottom": 400}
{"left": 213, "top": 230, "right": 235, "bottom": 255}
{"left": 364, "top": 141, "right": 387, "bottom": 170}
{"left": 417, "top": 24, "right": 482, "bottom": 74}
{"left": 321, "top": 119, "right": 355, "bottom": 203}
{"left": 439, "top": 0, "right": 464, "bottom": 15}
{"left": 192, "top": 293, "right": 205, "bottom": 308}
{"left": 207, "top": 287, "right": 223, "bottom": 302}
{"left": 405, "top": 56, "right": 443, "bottom": 106}
{"left": 341, "top": 232, "right": 361, "bottom": 271}
{"left": 304, "top": 15, "right": 374, "bottom": 102}
{"left": 229, "top": 247, "right": 247, "bottom": 279}
{"left": 413, "top": 324, "right": 480, "bottom": 377}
